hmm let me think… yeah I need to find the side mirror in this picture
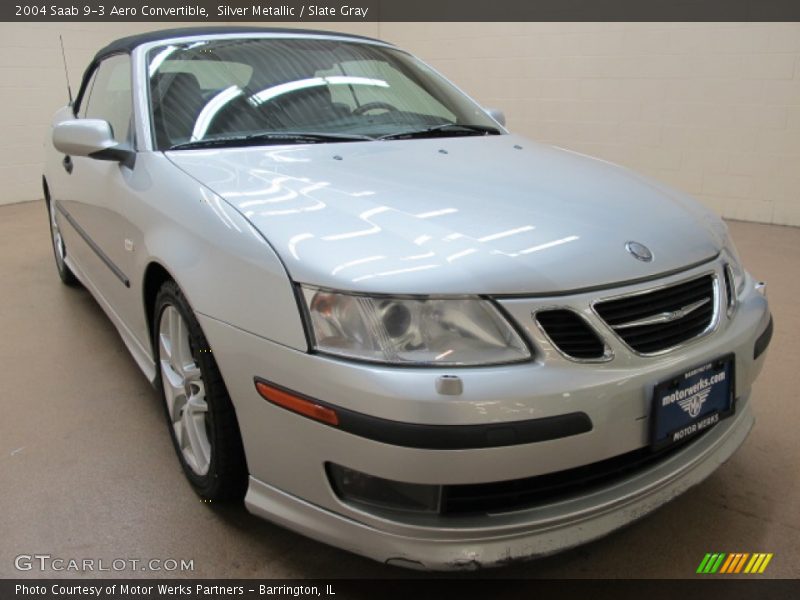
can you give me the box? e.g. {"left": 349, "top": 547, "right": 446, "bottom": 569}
{"left": 485, "top": 107, "right": 506, "bottom": 127}
{"left": 52, "top": 119, "right": 135, "bottom": 168}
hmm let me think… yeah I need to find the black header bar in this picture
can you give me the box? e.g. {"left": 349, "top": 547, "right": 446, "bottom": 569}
{"left": 4, "top": 0, "right": 800, "bottom": 22}
{"left": 2, "top": 579, "right": 800, "bottom": 600}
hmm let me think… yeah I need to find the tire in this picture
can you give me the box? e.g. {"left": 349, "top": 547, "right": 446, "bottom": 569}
{"left": 46, "top": 196, "right": 79, "bottom": 286}
{"left": 154, "top": 280, "right": 247, "bottom": 501}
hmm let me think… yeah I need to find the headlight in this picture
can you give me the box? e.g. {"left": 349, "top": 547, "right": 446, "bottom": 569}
{"left": 300, "top": 286, "right": 531, "bottom": 366}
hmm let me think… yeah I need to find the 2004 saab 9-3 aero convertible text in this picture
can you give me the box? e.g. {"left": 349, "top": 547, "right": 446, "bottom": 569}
{"left": 44, "top": 27, "right": 773, "bottom": 570}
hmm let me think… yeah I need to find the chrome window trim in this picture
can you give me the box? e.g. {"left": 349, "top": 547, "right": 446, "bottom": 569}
{"left": 590, "top": 269, "right": 721, "bottom": 358}
{"left": 132, "top": 46, "right": 152, "bottom": 152}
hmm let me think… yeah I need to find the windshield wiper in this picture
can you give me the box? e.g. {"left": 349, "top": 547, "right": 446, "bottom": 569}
{"left": 377, "top": 123, "right": 501, "bottom": 141}
{"left": 169, "top": 131, "right": 374, "bottom": 150}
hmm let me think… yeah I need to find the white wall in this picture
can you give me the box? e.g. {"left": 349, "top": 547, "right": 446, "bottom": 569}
{"left": 2, "top": 22, "right": 798, "bottom": 227}
{"left": 381, "top": 22, "right": 800, "bottom": 226}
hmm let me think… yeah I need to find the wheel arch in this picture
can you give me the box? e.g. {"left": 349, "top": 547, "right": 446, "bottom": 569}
{"left": 142, "top": 260, "right": 177, "bottom": 356}
{"left": 42, "top": 175, "right": 51, "bottom": 205}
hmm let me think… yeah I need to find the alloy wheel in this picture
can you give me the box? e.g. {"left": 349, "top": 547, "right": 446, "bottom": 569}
{"left": 158, "top": 305, "right": 211, "bottom": 476}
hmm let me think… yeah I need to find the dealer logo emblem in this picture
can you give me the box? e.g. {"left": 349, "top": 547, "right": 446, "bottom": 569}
{"left": 678, "top": 389, "right": 711, "bottom": 418}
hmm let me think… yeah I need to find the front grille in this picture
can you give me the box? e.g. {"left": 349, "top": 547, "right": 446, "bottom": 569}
{"left": 594, "top": 274, "right": 716, "bottom": 354}
{"left": 535, "top": 309, "right": 605, "bottom": 360}
{"left": 441, "top": 440, "right": 690, "bottom": 515}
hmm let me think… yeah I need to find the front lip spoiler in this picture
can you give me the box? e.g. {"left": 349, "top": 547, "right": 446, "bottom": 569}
{"left": 254, "top": 377, "right": 592, "bottom": 450}
{"left": 244, "top": 401, "right": 755, "bottom": 570}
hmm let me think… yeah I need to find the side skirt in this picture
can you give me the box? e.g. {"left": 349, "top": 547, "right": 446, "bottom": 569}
{"left": 64, "top": 252, "right": 157, "bottom": 384}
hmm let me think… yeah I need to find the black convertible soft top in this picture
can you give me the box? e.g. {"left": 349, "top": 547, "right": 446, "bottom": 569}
{"left": 92, "top": 26, "right": 386, "bottom": 63}
{"left": 75, "top": 27, "right": 387, "bottom": 109}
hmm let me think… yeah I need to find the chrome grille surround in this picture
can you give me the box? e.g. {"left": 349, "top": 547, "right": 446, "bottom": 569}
{"left": 723, "top": 263, "right": 738, "bottom": 317}
{"left": 532, "top": 307, "right": 614, "bottom": 363}
{"left": 503, "top": 263, "right": 726, "bottom": 364}
{"left": 591, "top": 271, "right": 721, "bottom": 357}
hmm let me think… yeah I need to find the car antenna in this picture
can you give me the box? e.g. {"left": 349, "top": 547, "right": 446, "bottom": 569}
{"left": 59, "top": 35, "right": 73, "bottom": 105}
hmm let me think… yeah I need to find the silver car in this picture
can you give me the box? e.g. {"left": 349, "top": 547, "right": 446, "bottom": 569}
{"left": 44, "top": 27, "right": 772, "bottom": 570}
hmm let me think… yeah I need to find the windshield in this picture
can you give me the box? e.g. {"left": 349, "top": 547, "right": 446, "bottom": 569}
{"left": 146, "top": 37, "right": 502, "bottom": 150}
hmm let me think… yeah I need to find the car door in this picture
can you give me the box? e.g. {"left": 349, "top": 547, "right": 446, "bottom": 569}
{"left": 56, "top": 53, "right": 138, "bottom": 324}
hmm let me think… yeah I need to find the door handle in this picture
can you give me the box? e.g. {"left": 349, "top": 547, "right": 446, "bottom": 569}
{"left": 62, "top": 155, "right": 73, "bottom": 174}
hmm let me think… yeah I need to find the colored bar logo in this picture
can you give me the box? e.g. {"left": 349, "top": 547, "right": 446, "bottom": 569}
{"left": 696, "top": 553, "right": 773, "bottom": 574}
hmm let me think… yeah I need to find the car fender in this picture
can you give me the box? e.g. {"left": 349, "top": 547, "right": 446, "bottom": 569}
{"left": 124, "top": 152, "right": 309, "bottom": 358}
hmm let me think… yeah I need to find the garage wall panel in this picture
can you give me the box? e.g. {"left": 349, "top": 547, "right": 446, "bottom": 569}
{"left": 380, "top": 22, "right": 800, "bottom": 227}
{"left": 2, "top": 21, "right": 798, "bottom": 228}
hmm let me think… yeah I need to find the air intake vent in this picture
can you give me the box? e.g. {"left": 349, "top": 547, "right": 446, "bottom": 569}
{"left": 594, "top": 274, "right": 716, "bottom": 354}
{"left": 441, "top": 441, "right": 689, "bottom": 515}
{"left": 535, "top": 310, "right": 606, "bottom": 360}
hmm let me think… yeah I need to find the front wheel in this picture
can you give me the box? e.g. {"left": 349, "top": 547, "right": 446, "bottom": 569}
{"left": 47, "top": 199, "right": 79, "bottom": 286}
{"left": 155, "top": 281, "right": 247, "bottom": 501}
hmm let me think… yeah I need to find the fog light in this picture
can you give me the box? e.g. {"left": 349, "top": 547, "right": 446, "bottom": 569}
{"left": 327, "top": 463, "right": 442, "bottom": 513}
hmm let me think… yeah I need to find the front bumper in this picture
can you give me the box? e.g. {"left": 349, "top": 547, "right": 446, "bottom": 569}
{"left": 245, "top": 398, "right": 753, "bottom": 570}
{"left": 198, "top": 260, "right": 770, "bottom": 569}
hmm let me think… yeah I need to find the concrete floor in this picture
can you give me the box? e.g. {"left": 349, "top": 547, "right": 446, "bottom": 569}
{"left": 0, "top": 199, "right": 798, "bottom": 579}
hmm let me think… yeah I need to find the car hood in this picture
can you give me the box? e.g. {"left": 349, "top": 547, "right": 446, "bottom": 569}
{"left": 166, "top": 134, "right": 722, "bottom": 295}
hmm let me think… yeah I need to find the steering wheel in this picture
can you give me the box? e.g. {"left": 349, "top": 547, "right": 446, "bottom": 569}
{"left": 353, "top": 101, "right": 399, "bottom": 116}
